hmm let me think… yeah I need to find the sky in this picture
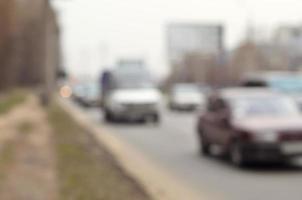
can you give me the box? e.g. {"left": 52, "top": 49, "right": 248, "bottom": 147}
{"left": 52, "top": 0, "right": 302, "bottom": 80}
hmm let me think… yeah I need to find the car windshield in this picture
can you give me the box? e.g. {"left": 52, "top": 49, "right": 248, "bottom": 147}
{"left": 173, "top": 84, "right": 200, "bottom": 94}
{"left": 84, "top": 83, "right": 100, "bottom": 98}
{"left": 231, "top": 97, "right": 300, "bottom": 118}
{"left": 73, "top": 85, "right": 85, "bottom": 96}
{"left": 114, "top": 71, "right": 154, "bottom": 89}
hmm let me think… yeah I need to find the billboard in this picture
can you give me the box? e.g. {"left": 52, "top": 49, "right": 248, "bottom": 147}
{"left": 167, "top": 23, "right": 224, "bottom": 66}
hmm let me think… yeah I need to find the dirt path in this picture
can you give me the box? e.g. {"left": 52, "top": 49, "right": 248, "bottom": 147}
{"left": 0, "top": 96, "right": 57, "bottom": 200}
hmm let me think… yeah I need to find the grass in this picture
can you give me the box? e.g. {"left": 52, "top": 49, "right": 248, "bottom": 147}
{"left": 48, "top": 104, "right": 151, "bottom": 200}
{"left": 0, "top": 141, "right": 15, "bottom": 183}
{"left": 17, "top": 121, "right": 34, "bottom": 135}
{"left": 0, "top": 90, "right": 25, "bottom": 182}
{"left": 0, "top": 90, "right": 27, "bottom": 115}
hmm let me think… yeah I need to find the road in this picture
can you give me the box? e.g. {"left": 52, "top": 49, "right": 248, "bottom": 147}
{"left": 81, "top": 105, "right": 302, "bottom": 200}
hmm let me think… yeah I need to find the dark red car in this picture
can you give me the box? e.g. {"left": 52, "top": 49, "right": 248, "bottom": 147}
{"left": 197, "top": 88, "right": 302, "bottom": 166}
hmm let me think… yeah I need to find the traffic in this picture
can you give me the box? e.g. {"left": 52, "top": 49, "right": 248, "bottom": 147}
{"left": 4, "top": 0, "right": 302, "bottom": 199}
{"left": 66, "top": 66, "right": 302, "bottom": 168}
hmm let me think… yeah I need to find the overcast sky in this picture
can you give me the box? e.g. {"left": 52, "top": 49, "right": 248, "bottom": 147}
{"left": 52, "top": 0, "right": 302, "bottom": 79}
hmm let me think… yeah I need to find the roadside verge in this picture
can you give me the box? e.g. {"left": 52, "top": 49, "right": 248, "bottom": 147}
{"left": 58, "top": 97, "right": 208, "bottom": 200}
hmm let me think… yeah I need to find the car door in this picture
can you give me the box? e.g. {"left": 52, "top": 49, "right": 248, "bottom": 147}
{"left": 213, "top": 98, "right": 233, "bottom": 146}
{"left": 205, "top": 96, "right": 231, "bottom": 144}
{"left": 200, "top": 95, "right": 220, "bottom": 144}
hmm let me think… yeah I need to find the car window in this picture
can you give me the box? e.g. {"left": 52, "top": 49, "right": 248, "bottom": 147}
{"left": 114, "top": 70, "right": 154, "bottom": 89}
{"left": 207, "top": 97, "right": 227, "bottom": 113}
{"left": 172, "top": 84, "right": 200, "bottom": 96}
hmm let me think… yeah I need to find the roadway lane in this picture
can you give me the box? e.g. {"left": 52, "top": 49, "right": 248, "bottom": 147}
{"left": 82, "top": 106, "right": 302, "bottom": 200}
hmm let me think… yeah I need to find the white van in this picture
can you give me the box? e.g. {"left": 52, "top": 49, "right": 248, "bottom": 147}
{"left": 101, "top": 61, "right": 162, "bottom": 123}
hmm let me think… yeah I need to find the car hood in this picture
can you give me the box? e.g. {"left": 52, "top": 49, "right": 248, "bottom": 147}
{"left": 233, "top": 116, "right": 302, "bottom": 132}
{"left": 173, "top": 93, "right": 204, "bottom": 103}
{"left": 111, "top": 88, "right": 162, "bottom": 104}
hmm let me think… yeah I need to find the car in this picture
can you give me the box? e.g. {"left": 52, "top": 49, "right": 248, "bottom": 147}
{"left": 168, "top": 83, "right": 206, "bottom": 111}
{"left": 101, "top": 61, "right": 162, "bottom": 123}
{"left": 80, "top": 82, "right": 101, "bottom": 107}
{"left": 72, "top": 82, "right": 101, "bottom": 107}
{"left": 197, "top": 88, "right": 302, "bottom": 166}
{"left": 72, "top": 84, "right": 86, "bottom": 103}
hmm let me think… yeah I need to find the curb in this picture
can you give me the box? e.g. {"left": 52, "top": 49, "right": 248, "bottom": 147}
{"left": 57, "top": 98, "right": 208, "bottom": 200}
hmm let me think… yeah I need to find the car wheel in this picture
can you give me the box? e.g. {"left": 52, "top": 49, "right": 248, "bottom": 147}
{"left": 104, "top": 111, "right": 114, "bottom": 123}
{"left": 201, "top": 139, "right": 211, "bottom": 156}
{"left": 197, "top": 127, "right": 210, "bottom": 156}
{"left": 230, "top": 142, "right": 246, "bottom": 167}
{"left": 153, "top": 114, "right": 161, "bottom": 124}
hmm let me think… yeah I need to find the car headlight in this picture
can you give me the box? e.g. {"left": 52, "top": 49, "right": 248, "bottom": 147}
{"left": 254, "top": 132, "right": 278, "bottom": 142}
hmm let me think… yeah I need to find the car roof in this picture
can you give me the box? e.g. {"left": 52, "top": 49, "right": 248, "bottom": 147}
{"left": 242, "top": 71, "right": 302, "bottom": 82}
{"left": 218, "top": 88, "right": 284, "bottom": 99}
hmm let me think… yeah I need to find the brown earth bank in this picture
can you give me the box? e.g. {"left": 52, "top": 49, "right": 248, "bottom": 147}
{"left": 49, "top": 103, "right": 152, "bottom": 200}
{"left": 0, "top": 96, "right": 57, "bottom": 200}
{"left": 0, "top": 94, "right": 151, "bottom": 200}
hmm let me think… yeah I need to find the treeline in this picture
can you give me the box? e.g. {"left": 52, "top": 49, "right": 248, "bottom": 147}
{"left": 0, "top": 0, "right": 60, "bottom": 91}
{"left": 165, "top": 27, "right": 302, "bottom": 88}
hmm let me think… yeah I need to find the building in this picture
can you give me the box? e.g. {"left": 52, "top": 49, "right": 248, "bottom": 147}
{"left": 167, "top": 23, "right": 224, "bottom": 67}
{"left": 166, "top": 23, "right": 225, "bottom": 84}
{"left": 274, "top": 25, "right": 302, "bottom": 71}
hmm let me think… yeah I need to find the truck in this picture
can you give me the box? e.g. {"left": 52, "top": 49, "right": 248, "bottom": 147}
{"left": 101, "top": 60, "right": 162, "bottom": 123}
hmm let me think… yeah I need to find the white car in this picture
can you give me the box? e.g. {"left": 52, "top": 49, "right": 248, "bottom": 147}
{"left": 105, "top": 87, "right": 161, "bottom": 123}
{"left": 73, "top": 82, "right": 101, "bottom": 107}
{"left": 168, "top": 84, "right": 206, "bottom": 111}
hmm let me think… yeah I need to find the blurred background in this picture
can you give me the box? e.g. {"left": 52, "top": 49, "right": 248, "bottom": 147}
{"left": 2, "top": 0, "right": 302, "bottom": 200}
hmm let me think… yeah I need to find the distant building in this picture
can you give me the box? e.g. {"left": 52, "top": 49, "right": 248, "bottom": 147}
{"left": 167, "top": 23, "right": 224, "bottom": 68}
{"left": 166, "top": 23, "right": 225, "bottom": 84}
{"left": 274, "top": 26, "right": 302, "bottom": 70}
{"left": 275, "top": 26, "right": 302, "bottom": 47}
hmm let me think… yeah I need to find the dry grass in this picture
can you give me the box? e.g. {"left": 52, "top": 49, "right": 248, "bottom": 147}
{"left": 17, "top": 121, "right": 34, "bottom": 134}
{"left": 48, "top": 104, "right": 151, "bottom": 200}
{"left": 0, "top": 141, "right": 15, "bottom": 182}
{"left": 0, "top": 90, "right": 27, "bottom": 115}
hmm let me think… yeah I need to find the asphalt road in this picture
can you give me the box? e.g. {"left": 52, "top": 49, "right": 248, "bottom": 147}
{"left": 81, "top": 105, "right": 302, "bottom": 200}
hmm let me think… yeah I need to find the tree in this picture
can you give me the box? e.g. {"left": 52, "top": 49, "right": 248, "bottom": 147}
{"left": 229, "top": 41, "right": 270, "bottom": 83}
